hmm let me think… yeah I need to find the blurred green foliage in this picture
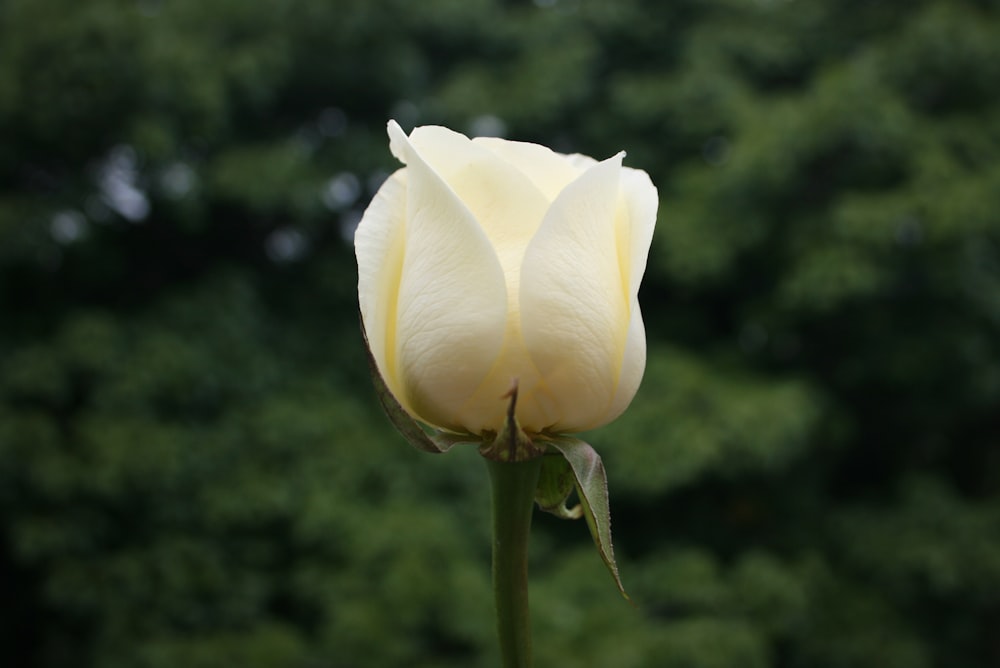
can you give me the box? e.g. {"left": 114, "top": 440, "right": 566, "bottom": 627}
{"left": 2, "top": 0, "right": 999, "bottom": 666}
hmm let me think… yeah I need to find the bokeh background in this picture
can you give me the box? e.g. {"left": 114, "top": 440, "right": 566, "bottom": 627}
{"left": 2, "top": 0, "right": 1000, "bottom": 666}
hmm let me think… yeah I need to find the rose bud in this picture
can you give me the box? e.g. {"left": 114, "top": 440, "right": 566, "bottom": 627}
{"left": 356, "top": 121, "right": 657, "bottom": 436}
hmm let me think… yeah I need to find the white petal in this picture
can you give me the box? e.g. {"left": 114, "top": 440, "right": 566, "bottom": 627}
{"left": 388, "top": 122, "right": 509, "bottom": 432}
{"left": 566, "top": 153, "right": 599, "bottom": 171}
{"left": 519, "top": 152, "right": 629, "bottom": 432}
{"left": 355, "top": 169, "right": 408, "bottom": 400}
{"left": 472, "top": 137, "right": 582, "bottom": 202}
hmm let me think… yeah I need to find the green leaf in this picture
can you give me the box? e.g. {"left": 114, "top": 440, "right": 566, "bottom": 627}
{"left": 545, "top": 436, "right": 629, "bottom": 601}
{"left": 359, "top": 316, "right": 477, "bottom": 454}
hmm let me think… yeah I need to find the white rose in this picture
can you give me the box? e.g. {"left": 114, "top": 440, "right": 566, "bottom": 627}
{"left": 356, "top": 120, "right": 658, "bottom": 436}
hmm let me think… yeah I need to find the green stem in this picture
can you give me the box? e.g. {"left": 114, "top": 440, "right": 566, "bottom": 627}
{"left": 486, "top": 456, "right": 543, "bottom": 668}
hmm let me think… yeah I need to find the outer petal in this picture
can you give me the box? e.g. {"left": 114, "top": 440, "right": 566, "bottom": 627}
{"left": 520, "top": 152, "right": 629, "bottom": 432}
{"left": 593, "top": 166, "right": 657, "bottom": 428}
{"left": 355, "top": 169, "right": 408, "bottom": 401}
{"left": 388, "top": 121, "right": 509, "bottom": 432}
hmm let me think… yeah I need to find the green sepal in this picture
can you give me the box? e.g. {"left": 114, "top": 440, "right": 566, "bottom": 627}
{"left": 535, "top": 453, "right": 583, "bottom": 519}
{"left": 360, "top": 316, "right": 478, "bottom": 454}
{"left": 544, "top": 435, "right": 630, "bottom": 601}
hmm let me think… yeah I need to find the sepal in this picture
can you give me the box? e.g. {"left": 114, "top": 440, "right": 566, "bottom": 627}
{"left": 544, "top": 435, "right": 630, "bottom": 601}
{"left": 479, "top": 382, "right": 546, "bottom": 462}
{"left": 535, "top": 453, "right": 583, "bottom": 519}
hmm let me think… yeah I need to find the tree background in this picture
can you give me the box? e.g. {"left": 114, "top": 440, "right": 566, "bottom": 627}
{"left": 2, "top": 0, "right": 999, "bottom": 666}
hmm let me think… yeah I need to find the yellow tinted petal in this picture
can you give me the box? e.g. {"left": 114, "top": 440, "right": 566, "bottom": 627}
{"left": 593, "top": 305, "right": 646, "bottom": 429}
{"left": 619, "top": 166, "right": 659, "bottom": 300}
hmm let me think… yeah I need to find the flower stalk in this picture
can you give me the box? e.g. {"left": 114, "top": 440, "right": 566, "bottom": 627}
{"left": 487, "top": 455, "right": 543, "bottom": 668}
